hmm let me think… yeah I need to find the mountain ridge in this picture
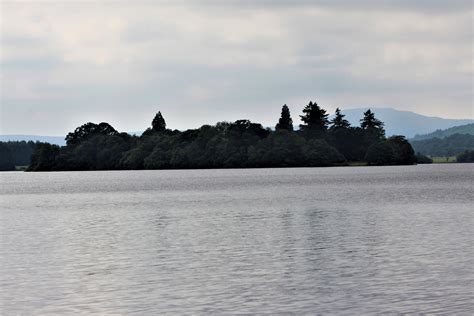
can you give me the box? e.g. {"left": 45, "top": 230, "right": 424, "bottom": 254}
{"left": 340, "top": 107, "right": 474, "bottom": 138}
{"left": 411, "top": 123, "right": 474, "bottom": 140}
{"left": 0, "top": 135, "right": 66, "bottom": 146}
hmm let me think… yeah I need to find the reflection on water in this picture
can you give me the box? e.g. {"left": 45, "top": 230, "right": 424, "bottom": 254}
{"left": 1, "top": 164, "right": 473, "bottom": 314}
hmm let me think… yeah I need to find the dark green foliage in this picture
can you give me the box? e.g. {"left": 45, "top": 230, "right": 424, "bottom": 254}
{"left": 360, "top": 109, "right": 385, "bottom": 140}
{"left": 64, "top": 134, "right": 134, "bottom": 170}
{"left": 410, "top": 133, "right": 474, "bottom": 157}
{"left": 386, "top": 136, "right": 416, "bottom": 165}
{"left": 416, "top": 152, "right": 433, "bottom": 164}
{"left": 65, "top": 122, "right": 119, "bottom": 146}
{"left": 0, "top": 141, "right": 36, "bottom": 166}
{"left": 330, "top": 108, "right": 350, "bottom": 129}
{"left": 228, "top": 120, "right": 269, "bottom": 139}
{"left": 275, "top": 104, "right": 293, "bottom": 131}
{"left": 304, "top": 139, "right": 346, "bottom": 166}
{"left": 365, "top": 142, "right": 395, "bottom": 165}
{"left": 328, "top": 127, "right": 378, "bottom": 162}
{"left": 27, "top": 143, "right": 61, "bottom": 171}
{"left": 360, "top": 109, "right": 384, "bottom": 129}
{"left": 456, "top": 150, "right": 474, "bottom": 163}
{"left": 299, "top": 101, "right": 329, "bottom": 135}
{"left": 152, "top": 111, "right": 166, "bottom": 132}
{"left": 365, "top": 136, "right": 416, "bottom": 166}
{"left": 412, "top": 123, "right": 474, "bottom": 141}
{"left": 0, "top": 143, "right": 15, "bottom": 171}
{"left": 27, "top": 104, "right": 417, "bottom": 171}
{"left": 248, "top": 130, "right": 306, "bottom": 167}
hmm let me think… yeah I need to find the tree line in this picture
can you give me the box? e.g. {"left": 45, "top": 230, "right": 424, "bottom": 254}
{"left": 25, "top": 102, "right": 418, "bottom": 171}
{"left": 410, "top": 133, "right": 474, "bottom": 157}
{"left": 456, "top": 150, "right": 474, "bottom": 163}
{"left": 0, "top": 141, "right": 37, "bottom": 171}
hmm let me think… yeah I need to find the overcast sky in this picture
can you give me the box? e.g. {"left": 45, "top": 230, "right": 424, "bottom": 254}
{"left": 1, "top": 0, "right": 473, "bottom": 135}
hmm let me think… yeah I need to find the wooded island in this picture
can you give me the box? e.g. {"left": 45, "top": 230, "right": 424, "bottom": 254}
{"left": 19, "top": 101, "right": 421, "bottom": 171}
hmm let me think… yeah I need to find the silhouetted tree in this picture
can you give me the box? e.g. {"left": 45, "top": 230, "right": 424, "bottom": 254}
{"left": 304, "top": 139, "right": 346, "bottom": 166}
{"left": 152, "top": 111, "right": 166, "bottom": 132}
{"left": 360, "top": 109, "right": 382, "bottom": 129}
{"left": 248, "top": 130, "right": 305, "bottom": 167}
{"left": 416, "top": 152, "right": 433, "bottom": 164}
{"left": 456, "top": 150, "right": 474, "bottom": 163}
{"left": 328, "top": 127, "right": 367, "bottom": 161}
{"left": 365, "top": 141, "right": 394, "bottom": 165}
{"left": 65, "top": 122, "right": 119, "bottom": 145}
{"left": 330, "top": 108, "right": 350, "bottom": 129}
{"left": 27, "top": 104, "right": 418, "bottom": 171}
{"left": 275, "top": 104, "right": 293, "bottom": 131}
{"left": 386, "top": 136, "right": 416, "bottom": 165}
{"left": 360, "top": 109, "right": 385, "bottom": 138}
{"left": 299, "top": 101, "right": 329, "bottom": 134}
{"left": 27, "top": 143, "right": 60, "bottom": 171}
{"left": 0, "top": 141, "right": 37, "bottom": 166}
{"left": 0, "top": 143, "right": 15, "bottom": 171}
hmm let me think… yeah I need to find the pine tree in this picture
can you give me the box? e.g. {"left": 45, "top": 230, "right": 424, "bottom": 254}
{"left": 360, "top": 109, "right": 385, "bottom": 139}
{"left": 152, "top": 111, "right": 166, "bottom": 132}
{"left": 275, "top": 104, "right": 294, "bottom": 131}
{"left": 360, "top": 109, "right": 384, "bottom": 129}
{"left": 330, "top": 108, "right": 350, "bottom": 129}
{"left": 299, "top": 101, "right": 329, "bottom": 132}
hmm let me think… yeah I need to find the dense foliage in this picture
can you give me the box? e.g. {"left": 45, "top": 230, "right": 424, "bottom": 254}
{"left": 275, "top": 105, "right": 293, "bottom": 131}
{"left": 412, "top": 123, "right": 474, "bottom": 141}
{"left": 0, "top": 141, "right": 38, "bottom": 170}
{"left": 365, "top": 136, "right": 416, "bottom": 166}
{"left": 27, "top": 104, "right": 417, "bottom": 171}
{"left": 410, "top": 133, "right": 474, "bottom": 157}
{"left": 299, "top": 101, "right": 329, "bottom": 135}
{"left": 415, "top": 153, "right": 433, "bottom": 164}
{"left": 0, "top": 143, "right": 15, "bottom": 171}
{"left": 456, "top": 150, "right": 474, "bottom": 163}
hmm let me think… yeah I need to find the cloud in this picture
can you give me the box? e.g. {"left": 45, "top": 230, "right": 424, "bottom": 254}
{"left": 229, "top": 0, "right": 472, "bottom": 13}
{"left": 1, "top": 1, "right": 472, "bottom": 135}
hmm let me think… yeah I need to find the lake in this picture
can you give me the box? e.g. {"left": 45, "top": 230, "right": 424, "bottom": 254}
{"left": 1, "top": 164, "right": 473, "bottom": 314}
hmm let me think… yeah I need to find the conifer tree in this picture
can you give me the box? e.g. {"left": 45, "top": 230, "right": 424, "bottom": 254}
{"left": 360, "top": 109, "right": 384, "bottom": 129}
{"left": 330, "top": 108, "right": 350, "bottom": 129}
{"left": 152, "top": 111, "right": 166, "bottom": 132}
{"left": 275, "top": 104, "right": 294, "bottom": 131}
{"left": 299, "top": 101, "right": 329, "bottom": 132}
{"left": 360, "top": 109, "right": 385, "bottom": 138}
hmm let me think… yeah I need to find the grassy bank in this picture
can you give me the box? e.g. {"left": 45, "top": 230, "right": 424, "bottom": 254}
{"left": 431, "top": 156, "right": 457, "bottom": 163}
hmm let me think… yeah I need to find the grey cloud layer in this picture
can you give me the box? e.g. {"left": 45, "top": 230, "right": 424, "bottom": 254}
{"left": 1, "top": 1, "right": 472, "bottom": 135}
{"left": 153, "top": 0, "right": 473, "bottom": 13}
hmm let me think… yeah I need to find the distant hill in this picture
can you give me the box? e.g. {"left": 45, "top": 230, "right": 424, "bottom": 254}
{"left": 0, "top": 135, "right": 66, "bottom": 146}
{"left": 410, "top": 134, "right": 474, "bottom": 157}
{"left": 411, "top": 123, "right": 474, "bottom": 141}
{"left": 340, "top": 108, "right": 474, "bottom": 138}
{"left": 0, "top": 132, "right": 144, "bottom": 146}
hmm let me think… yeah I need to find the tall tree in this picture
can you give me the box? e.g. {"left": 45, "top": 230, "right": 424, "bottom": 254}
{"left": 275, "top": 104, "right": 294, "bottom": 131}
{"left": 0, "top": 143, "right": 15, "bottom": 171}
{"left": 65, "top": 122, "right": 119, "bottom": 146}
{"left": 360, "top": 109, "right": 384, "bottom": 130}
{"left": 330, "top": 108, "right": 350, "bottom": 129}
{"left": 152, "top": 111, "right": 166, "bottom": 132}
{"left": 299, "top": 101, "right": 329, "bottom": 132}
{"left": 360, "top": 109, "right": 385, "bottom": 139}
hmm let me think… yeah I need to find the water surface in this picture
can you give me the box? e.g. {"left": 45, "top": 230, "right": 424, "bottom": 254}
{"left": 1, "top": 165, "right": 473, "bottom": 314}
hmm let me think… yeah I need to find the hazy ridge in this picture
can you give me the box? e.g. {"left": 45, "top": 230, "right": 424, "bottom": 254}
{"left": 341, "top": 108, "right": 474, "bottom": 138}
{"left": 411, "top": 123, "right": 474, "bottom": 141}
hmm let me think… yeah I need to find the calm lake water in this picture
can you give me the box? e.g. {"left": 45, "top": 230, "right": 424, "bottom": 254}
{"left": 1, "top": 164, "right": 473, "bottom": 314}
